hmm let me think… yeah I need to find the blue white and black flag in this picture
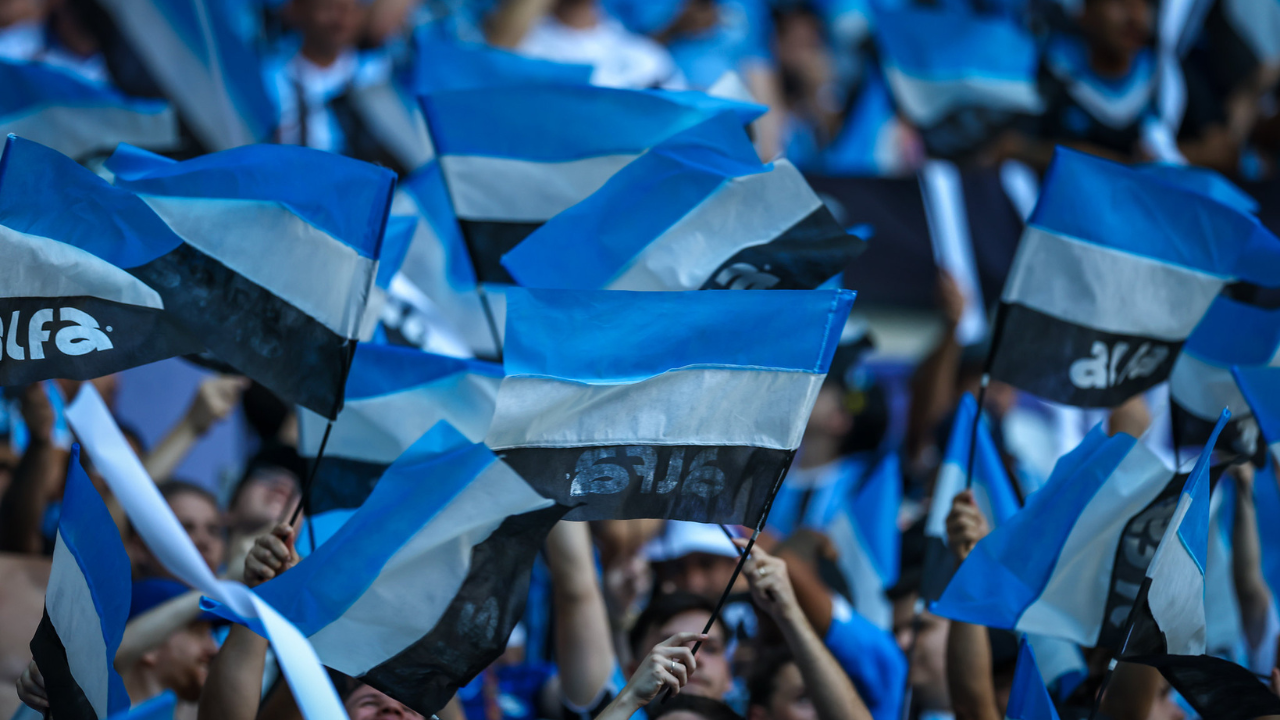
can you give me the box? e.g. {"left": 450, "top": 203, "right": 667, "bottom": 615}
{"left": 29, "top": 446, "right": 132, "bottom": 720}
{"left": 486, "top": 288, "right": 856, "bottom": 524}
{"left": 1234, "top": 365, "right": 1280, "bottom": 466}
{"left": 1005, "top": 639, "right": 1061, "bottom": 720}
{"left": 502, "top": 113, "right": 864, "bottom": 291}
{"left": 298, "top": 343, "right": 502, "bottom": 513}
{"left": 407, "top": 32, "right": 592, "bottom": 94}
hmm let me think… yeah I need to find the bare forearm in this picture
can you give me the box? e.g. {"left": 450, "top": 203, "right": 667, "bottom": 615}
{"left": 907, "top": 327, "right": 961, "bottom": 464}
{"left": 1233, "top": 487, "right": 1273, "bottom": 646}
{"left": 117, "top": 591, "right": 204, "bottom": 672}
{"left": 778, "top": 606, "right": 872, "bottom": 720}
{"left": 484, "top": 0, "right": 555, "bottom": 47}
{"left": 0, "top": 440, "right": 62, "bottom": 554}
{"left": 199, "top": 624, "right": 269, "bottom": 720}
{"left": 144, "top": 417, "right": 201, "bottom": 483}
{"left": 547, "top": 522, "right": 616, "bottom": 707}
{"left": 946, "top": 621, "right": 1000, "bottom": 720}
{"left": 1099, "top": 662, "right": 1158, "bottom": 720}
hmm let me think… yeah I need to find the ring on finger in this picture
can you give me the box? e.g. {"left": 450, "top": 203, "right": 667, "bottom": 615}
{"left": 670, "top": 659, "right": 679, "bottom": 673}
{"left": 757, "top": 566, "right": 770, "bottom": 578}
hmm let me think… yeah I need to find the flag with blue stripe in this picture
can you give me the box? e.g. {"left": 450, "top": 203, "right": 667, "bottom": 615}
{"left": 29, "top": 445, "right": 131, "bottom": 720}
{"left": 989, "top": 148, "right": 1279, "bottom": 408}
{"left": 94, "top": 0, "right": 276, "bottom": 151}
{"left": 931, "top": 424, "right": 1191, "bottom": 649}
{"left": 358, "top": 215, "right": 417, "bottom": 342}
{"left": 1121, "top": 410, "right": 1228, "bottom": 657}
{"left": 1135, "top": 164, "right": 1260, "bottom": 216}
{"left": 486, "top": 288, "right": 855, "bottom": 523}
{"left": 922, "top": 393, "right": 1022, "bottom": 601}
{"left": 0, "top": 60, "right": 178, "bottom": 161}
{"left": 407, "top": 33, "right": 592, "bottom": 94}
{"left": 297, "top": 343, "right": 502, "bottom": 513}
{"left": 1235, "top": 366, "right": 1280, "bottom": 466}
{"left": 502, "top": 113, "right": 864, "bottom": 291}
{"left": 223, "top": 422, "right": 565, "bottom": 719}
{"left": 106, "top": 692, "right": 175, "bottom": 720}
{"left": 1006, "top": 639, "right": 1061, "bottom": 720}
{"left": 419, "top": 84, "right": 764, "bottom": 283}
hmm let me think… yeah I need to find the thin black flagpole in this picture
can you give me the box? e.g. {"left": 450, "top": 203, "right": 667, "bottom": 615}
{"left": 476, "top": 284, "right": 504, "bottom": 363}
{"left": 964, "top": 303, "right": 1006, "bottom": 490}
{"left": 1087, "top": 580, "right": 1148, "bottom": 720}
{"left": 288, "top": 339, "right": 358, "bottom": 554}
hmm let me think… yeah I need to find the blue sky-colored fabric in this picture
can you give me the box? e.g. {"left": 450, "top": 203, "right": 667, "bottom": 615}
{"left": 1135, "top": 164, "right": 1259, "bottom": 216}
{"left": 943, "top": 394, "right": 1022, "bottom": 526}
{"left": 851, "top": 452, "right": 903, "bottom": 585}
{"left": 875, "top": 8, "right": 1037, "bottom": 82}
{"left": 401, "top": 160, "right": 477, "bottom": 292}
{"left": 1177, "top": 410, "right": 1228, "bottom": 574}
{"left": 107, "top": 691, "right": 176, "bottom": 720}
{"left": 1235, "top": 367, "right": 1280, "bottom": 448}
{"left": 1006, "top": 639, "right": 1061, "bottom": 720}
{"left": 345, "top": 343, "right": 502, "bottom": 400}
{"left": 1183, "top": 296, "right": 1280, "bottom": 366}
{"left": 824, "top": 607, "right": 907, "bottom": 720}
{"left": 377, "top": 217, "right": 417, "bottom": 289}
{"left": 0, "top": 60, "right": 169, "bottom": 116}
{"left": 409, "top": 32, "right": 591, "bottom": 94}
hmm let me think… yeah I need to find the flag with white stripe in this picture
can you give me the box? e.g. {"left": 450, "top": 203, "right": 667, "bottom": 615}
{"left": 298, "top": 343, "right": 502, "bottom": 513}
{"left": 0, "top": 60, "right": 178, "bottom": 161}
{"left": 1120, "top": 410, "right": 1227, "bottom": 657}
{"left": 407, "top": 33, "right": 592, "bottom": 94}
{"left": 931, "top": 424, "right": 1209, "bottom": 649}
{"left": 486, "top": 288, "right": 856, "bottom": 523}
{"left": 1234, "top": 365, "right": 1280, "bottom": 466}
{"left": 988, "top": 148, "right": 1278, "bottom": 408}
{"left": 94, "top": 0, "right": 277, "bottom": 151}
{"left": 29, "top": 445, "right": 131, "bottom": 720}
{"left": 502, "top": 112, "right": 865, "bottom": 291}
{"left": 1006, "top": 639, "right": 1061, "bottom": 720}
{"left": 226, "top": 422, "right": 565, "bottom": 718}
{"left": 921, "top": 393, "right": 1022, "bottom": 601}
{"left": 358, "top": 216, "right": 417, "bottom": 342}
{"left": 419, "top": 84, "right": 764, "bottom": 284}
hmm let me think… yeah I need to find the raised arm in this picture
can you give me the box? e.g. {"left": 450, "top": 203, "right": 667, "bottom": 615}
{"left": 906, "top": 272, "right": 965, "bottom": 469}
{"left": 943, "top": 491, "right": 1000, "bottom": 720}
{"left": 1231, "top": 463, "right": 1275, "bottom": 652}
{"left": 546, "top": 520, "right": 618, "bottom": 709}
{"left": 144, "top": 376, "right": 247, "bottom": 483}
{"left": 0, "top": 384, "right": 66, "bottom": 554}
{"left": 596, "top": 632, "right": 704, "bottom": 720}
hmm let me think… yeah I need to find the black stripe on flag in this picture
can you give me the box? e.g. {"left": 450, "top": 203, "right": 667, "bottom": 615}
{"left": 361, "top": 504, "right": 568, "bottom": 718}
{"left": 1118, "top": 577, "right": 1168, "bottom": 657}
{"left": 131, "top": 243, "right": 353, "bottom": 419}
{"left": 1127, "top": 654, "right": 1280, "bottom": 720}
{"left": 1171, "top": 401, "right": 1267, "bottom": 466}
{"left": 699, "top": 207, "right": 866, "bottom": 290}
{"left": 457, "top": 220, "right": 541, "bottom": 284}
{"left": 0, "top": 296, "right": 201, "bottom": 386}
{"left": 1096, "top": 477, "right": 1181, "bottom": 650}
{"left": 919, "top": 535, "right": 955, "bottom": 602}
{"left": 30, "top": 609, "right": 99, "bottom": 720}
{"left": 308, "top": 458, "right": 389, "bottom": 515}
{"left": 988, "top": 303, "right": 1181, "bottom": 408}
{"left": 497, "top": 445, "right": 791, "bottom": 525}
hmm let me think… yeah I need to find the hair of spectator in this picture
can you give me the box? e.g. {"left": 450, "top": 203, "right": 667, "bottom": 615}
{"left": 645, "top": 692, "right": 745, "bottom": 720}
{"left": 745, "top": 645, "right": 796, "bottom": 710}
{"left": 628, "top": 591, "right": 723, "bottom": 658}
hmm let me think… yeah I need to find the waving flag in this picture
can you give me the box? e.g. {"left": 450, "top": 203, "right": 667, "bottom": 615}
{"left": 988, "top": 148, "right": 1276, "bottom": 407}
{"left": 1121, "top": 411, "right": 1227, "bottom": 657}
{"left": 95, "top": 0, "right": 276, "bottom": 151}
{"left": 226, "top": 422, "right": 565, "bottom": 719}
{"left": 921, "top": 393, "right": 1022, "bottom": 601}
{"left": 1234, "top": 366, "right": 1280, "bottom": 465}
{"left": 827, "top": 454, "right": 902, "bottom": 630}
{"left": 420, "top": 84, "right": 764, "bottom": 283}
{"left": 29, "top": 445, "right": 131, "bottom": 720}
{"left": 502, "top": 113, "right": 864, "bottom": 291}
{"left": 407, "top": 33, "right": 592, "bottom": 94}
{"left": 0, "top": 60, "right": 178, "bottom": 161}
{"left": 1128, "top": 654, "right": 1280, "bottom": 720}
{"left": 1007, "top": 640, "right": 1061, "bottom": 720}
{"left": 486, "top": 288, "right": 855, "bottom": 523}
{"left": 297, "top": 344, "right": 502, "bottom": 513}
{"left": 931, "top": 425, "right": 1189, "bottom": 649}
{"left": 1136, "top": 164, "right": 1260, "bottom": 215}
{"left": 358, "top": 216, "right": 417, "bottom": 342}
{"left": 107, "top": 693, "right": 175, "bottom": 720}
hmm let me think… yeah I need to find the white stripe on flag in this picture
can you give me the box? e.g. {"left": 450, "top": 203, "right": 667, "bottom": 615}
{"left": 439, "top": 154, "right": 639, "bottom": 222}
{"left": 605, "top": 160, "right": 821, "bottom": 291}
{"left": 1, "top": 105, "right": 179, "bottom": 161}
{"left": 138, "top": 195, "right": 375, "bottom": 337}
{"left": 828, "top": 511, "right": 892, "bottom": 630}
{"left": 1170, "top": 352, "right": 1253, "bottom": 421}
{"left": 486, "top": 368, "right": 822, "bottom": 451}
{"left": 0, "top": 225, "right": 165, "bottom": 309}
{"left": 1002, "top": 226, "right": 1224, "bottom": 341}
{"left": 1143, "top": 492, "right": 1206, "bottom": 655}
{"left": 46, "top": 531, "right": 111, "bottom": 719}
{"left": 882, "top": 68, "right": 1042, "bottom": 126}
{"left": 310, "top": 460, "right": 551, "bottom": 675}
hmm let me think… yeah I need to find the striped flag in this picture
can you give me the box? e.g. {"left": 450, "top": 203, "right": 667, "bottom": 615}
{"left": 107, "top": 692, "right": 175, "bottom": 720}
{"left": 297, "top": 343, "right": 502, "bottom": 513}
{"left": 0, "top": 60, "right": 178, "bottom": 161}
{"left": 408, "top": 33, "right": 592, "bottom": 94}
{"left": 486, "top": 288, "right": 856, "bottom": 524}
{"left": 358, "top": 216, "right": 417, "bottom": 342}
{"left": 1234, "top": 366, "right": 1280, "bottom": 465}
{"left": 229, "top": 422, "right": 565, "bottom": 718}
{"left": 29, "top": 445, "right": 131, "bottom": 720}
{"left": 988, "top": 148, "right": 1277, "bottom": 408}
{"left": 502, "top": 112, "right": 865, "bottom": 291}
{"left": 419, "top": 84, "right": 764, "bottom": 283}
{"left": 921, "top": 393, "right": 1022, "bottom": 601}
{"left": 1006, "top": 639, "right": 1061, "bottom": 720}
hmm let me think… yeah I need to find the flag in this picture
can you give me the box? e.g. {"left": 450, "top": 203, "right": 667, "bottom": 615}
{"left": 1127, "top": 654, "right": 1280, "bottom": 720}
{"left": 921, "top": 393, "right": 1022, "bottom": 601}
{"left": 1235, "top": 365, "right": 1280, "bottom": 464}
{"left": 826, "top": 453, "right": 902, "bottom": 631}
{"left": 486, "top": 288, "right": 856, "bottom": 523}
{"left": 1024, "top": 634, "right": 1087, "bottom": 702}
{"left": 297, "top": 343, "right": 502, "bottom": 513}
{"left": 988, "top": 148, "right": 1276, "bottom": 408}
{"left": 407, "top": 33, "right": 592, "bottom": 94}
{"left": 502, "top": 113, "right": 864, "bottom": 291}
{"left": 358, "top": 216, "right": 417, "bottom": 342}
{"left": 1170, "top": 294, "right": 1279, "bottom": 458}
{"left": 419, "top": 84, "right": 764, "bottom": 283}
{"left": 100, "top": 141, "right": 395, "bottom": 418}
{"left": 931, "top": 424, "right": 1193, "bottom": 649}
{"left": 94, "top": 0, "right": 276, "bottom": 151}
{"left": 1135, "top": 164, "right": 1260, "bottom": 215}
{"left": 0, "top": 60, "right": 178, "bottom": 161}
{"left": 29, "top": 445, "right": 131, "bottom": 720}
{"left": 222, "top": 422, "right": 566, "bottom": 719}
{"left": 1006, "top": 639, "right": 1061, "bottom": 720}
{"left": 107, "top": 692, "right": 175, "bottom": 720}
{"left": 1120, "top": 410, "right": 1227, "bottom": 657}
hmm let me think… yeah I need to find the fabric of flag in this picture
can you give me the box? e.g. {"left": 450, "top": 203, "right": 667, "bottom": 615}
{"left": 988, "top": 148, "right": 1277, "bottom": 408}
{"left": 502, "top": 113, "right": 865, "bottom": 292}
{"left": 1005, "top": 639, "right": 1061, "bottom": 720}
{"left": 1024, "top": 634, "right": 1087, "bottom": 702}
{"left": 219, "top": 422, "right": 566, "bottom": 719}
{"left": 0, "top": 60, "right": 178, "bottom": 161}
{"left": 921, "top": 393, "right": 1022, "bottom": 601}
{"left": 297, "top": 343, "right": 502, "bottom": 513}
{"left": 29, "top": 445, "right": 131, "bottom": 720}
{"left": 1170, "top": 294, "right": 1279, "bottom": 458}
{"left": 1121, "top": 411, "right": 1227, "bottom": 657}
{"left": 94, "top": 0, "right": 277, "bottom": 151}
{"left": 107, "top": 692, "right": 175, "bottom": 720}
{"left": 407, "top": 32, "right": 592, "bottom": 94}
{"left": 1235, "top": 365, "right": 1280, "bottom": 465}
{"left": 358, "top": 216, "right": 417, "bottom": 342}
{"left": 486, "top": 288, "right": 856, "bottom": 524}
{"left": 1135, "top": 164, "right": 1260, "bottom": 215}
{"left": 1127, "top": 654, "right": 1280, "bottom": 720}
{"left": 931, "top": 424, "right": 1186, "bottom": 649}
{"left": 100, "top": 141, "right": 394, "bottom": 418}
{"left": 419, "top": 84, "right": 764, "bottom": 284}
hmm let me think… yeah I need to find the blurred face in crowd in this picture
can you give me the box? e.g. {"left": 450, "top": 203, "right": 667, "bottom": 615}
{"left": 804, "top": 384, "right": 853, "bottom": 442}
{"left": 230, "top": 467, "right": 300, "bottom": 531}
{"left": 294, "top": 0, "right": 363, "bottom": 60}
{"left": 749, "top": 662, "right": 816, "bottom": 720}
{"left": 1080, "top": 0, "right": 1152, "bottom": 68}
{"left": 637, "top": 610, "right": 732, "bottom": 699}
{"left": 1146, "top": 680, "right": 1186, "bottom": 720}
{"left": 655, "top": 552, "right": 740, "bottom": 601}
{"left": 169, "top": 489, "right": 226, "bottom": 573}
{"left": 908, "top": 611, "right": 951, "bottom": 711}
{"left": 344, "top": 683, "right": 424, "bottom": 719}
{"left": 144, "top": 621, "right": 219, "bottom": 702}
{"left": 0, "top": 441, "right": 17, "bottom": 498}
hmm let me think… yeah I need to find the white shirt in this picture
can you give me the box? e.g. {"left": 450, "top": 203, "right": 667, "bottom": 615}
{"left": 264, "top": 48, "right": 391, "bottom": 152}
{"left": 517, "top": 16, "right": 685, "bottom": 90}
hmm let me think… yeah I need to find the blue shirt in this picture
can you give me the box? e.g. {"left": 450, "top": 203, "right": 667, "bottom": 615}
{"left": 825, "top": 598, "right": 908, "bottom": 720}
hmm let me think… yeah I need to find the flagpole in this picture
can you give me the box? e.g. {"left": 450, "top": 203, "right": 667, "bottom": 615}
{"left": 288, "top": 339, "right": 358, "bottom": 554}
{"left": 1086, "top": 579, "right": 1148, "bottom": 720}
{"left": 476, "top": 284, "right": 504, "bottom": 363}
{"left": 965, "top": 303, "right": 1006, "bottom": 490}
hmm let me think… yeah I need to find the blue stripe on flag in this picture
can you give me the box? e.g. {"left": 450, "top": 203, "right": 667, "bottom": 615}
{"left": 378, "top": 217, "right": 418, "bottom": 289}
{"left": 1184, "top": 296, "right": 1280, "bottom": 366}
{"left": 344, "top": 343, "right": 502, "bottom": 400}
{"left": 1178, "top": 410, "right": 1228, "bottom": 574}
{"left": 0, "top": 60, "right": 170, "bottom": 117}
{"left": 1134, "top": 164, "right": 1260, "bottom": 216}
{"left": 107, "top": 691, "right": 176, "bottom": 720}
{"left": 408, "top": 33, "right": 592, "bottom": 94}
{"left": 875, "top": 8, "right": 1038, "bottom": 82}
{"left": 1006, "top": 639, "right": 1061, "bottom": 720}
{"left": 401, "top": 161, "right": 478, "bottom": 292}
{"left": 1234, "top": 366, "right": 1280, "bottom": 447}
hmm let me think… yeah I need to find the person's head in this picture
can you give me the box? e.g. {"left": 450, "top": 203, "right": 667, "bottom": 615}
{"left": 146, "top": 482, "right": 225, "bottom": 575}
{"left": 1146, "top": 678, "right": 1186, "bottom": 720}
{"left": 647, "top": 522, "right": 742, "bottom": 601}
{"left": 290, "top": 0, "right": 363, "bottom": 61}
{"left": 887, "top": 518, "right": 925, "bottom": 653}
{"left": 227, "top": 444, "right": 303, "bottom": 533}
{"left": 629, "top": 592, "right": 732, "bottom": 699}
{"left": 128, "top": 579, "right": 222, "bottom": 702}
{"left": 329, "top": 671, "right": 425, "bottom": 719}
{"left": 649, "top": 693, "right": 744, "bottom": 720}
{"left": 908, "top": 611, "right": 951, "bottom": 711}
{"left": 805, "top": 382, "right": 854, "bottom": 444}
{"left": 1079, "top": 0, "right": 1153, "bottom": 69}
{"left": 747, "top": 649, "right": 812, "bottom": 720}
